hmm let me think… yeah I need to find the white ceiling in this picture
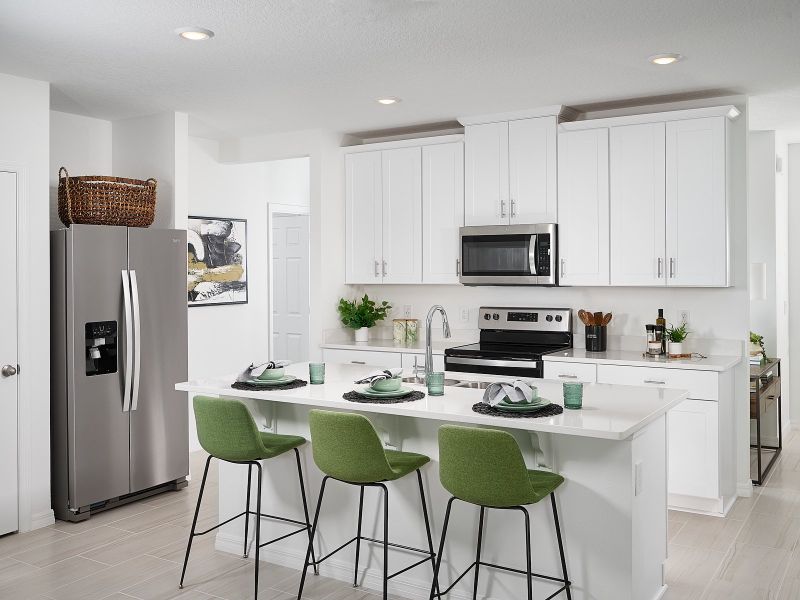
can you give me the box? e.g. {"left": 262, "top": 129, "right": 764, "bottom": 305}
{"left": 1, "top": 0, "right": 799, "bottom": 138}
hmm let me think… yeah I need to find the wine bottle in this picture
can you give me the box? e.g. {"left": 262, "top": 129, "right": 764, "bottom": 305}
{"left": 656, "top": 308, "right": 666, "bottom": 355}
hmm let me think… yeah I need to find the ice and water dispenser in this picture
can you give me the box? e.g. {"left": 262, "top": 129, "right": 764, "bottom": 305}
{"left": 85, "top": 321, "right": 118, "bottom": 376}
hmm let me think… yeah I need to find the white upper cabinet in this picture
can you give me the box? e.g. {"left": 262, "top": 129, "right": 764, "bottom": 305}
{"left": 381, "top": 147, "right": 422, "bottom": 284}
{"left": 557, "top": 128, "right": 609, "bottom": 286}
{"left": 609, "top": 122, "right": 667, "bottom": 286}
{"left": 345, "top": 151, "right": 382, "bottom": 284}
{"left": 666, "top": 117, "right": 728, "bottom": 286}
{"left": 422, "top": 142, "right": 464, "bottom": 284}
{"left": 509, "top": 117, "right": 558, "bottom": 223}
{"left": 464, "top": 121, "right": 508, "bottom": 225}
{"left": 464, "top": 116, "right": 557, "bottom": 226}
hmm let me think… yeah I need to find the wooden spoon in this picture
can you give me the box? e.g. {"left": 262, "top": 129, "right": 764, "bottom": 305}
{"left": 593, "top": 312, "right": 603, "bottom": 326}
{"left": 578, "top": 309, "right": 591, "bottom": 326}
{"left": 602, "top": 312, "right": 613, "bottom": 326}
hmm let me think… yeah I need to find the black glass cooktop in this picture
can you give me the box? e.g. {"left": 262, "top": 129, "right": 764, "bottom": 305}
{"left": 445, "top": 342, "right": 565, "bottom": 361}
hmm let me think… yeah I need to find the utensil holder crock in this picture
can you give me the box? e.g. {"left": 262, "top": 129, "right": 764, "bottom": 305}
{"left": 585, "top": 325, "right": 607, "bottom": 352}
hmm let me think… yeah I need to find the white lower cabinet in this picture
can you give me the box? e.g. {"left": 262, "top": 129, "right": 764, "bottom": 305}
{"left": 543, "top": 361, "right": 597, "bottom": 383}
{"left": 321, "top": 348, "right": 402, "bottom": 368}
{"left": 667, "top": 399, "right": 719, "bottom": 499}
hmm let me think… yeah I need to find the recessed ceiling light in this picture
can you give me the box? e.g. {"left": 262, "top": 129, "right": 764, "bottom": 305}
{"left": 649, "top": 53, "right": 684, "bottom": 65}
{"left": 175, "top": 27, "right": 215, "bottom": 41}
{"left": 377, "top": 97, "right": 401, "bottom": 105}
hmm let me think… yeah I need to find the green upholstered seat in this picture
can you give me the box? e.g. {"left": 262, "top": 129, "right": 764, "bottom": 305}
{"left": 193, "top": 396, "right": 305, "bottom": 462}
{"left": 308, "top": 410, "right": 430, "bottom": 483}
{"left": 438, "top": 425, "right": 564, "bottom": 507}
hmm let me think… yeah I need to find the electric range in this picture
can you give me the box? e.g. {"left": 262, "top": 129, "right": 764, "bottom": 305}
{"left": 444, "top": 307, "right": 573, "bottom": 378}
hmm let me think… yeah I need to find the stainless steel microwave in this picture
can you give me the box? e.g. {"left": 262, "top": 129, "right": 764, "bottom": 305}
{"left": 459, "top": 223, "right": 558, "bottom": 286}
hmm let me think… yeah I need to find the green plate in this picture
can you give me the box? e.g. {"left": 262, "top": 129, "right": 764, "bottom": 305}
{"left": 495, "top": 398, "right": 551, "bottom": 412}
{"left": 246, "top": 375, "right": 297, "bottom": 386}
{"left": 357, "top": 385, "right": 414, "bottom": 398}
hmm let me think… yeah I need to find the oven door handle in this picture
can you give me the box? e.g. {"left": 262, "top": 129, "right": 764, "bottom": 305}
{"left": 445, "top": 356, "right": 541, "bottom": 369}
{"left": 529, "top": 235, "right": 538, "bottom": 275}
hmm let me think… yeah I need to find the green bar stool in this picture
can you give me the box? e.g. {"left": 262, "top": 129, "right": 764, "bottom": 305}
{"left": 298, "top": 409, "right": 440, "bottom": 600}
{"left": 179, "top": 396, "right": 318, "bottom": 599}
{"left": 431, "top": 425, "right": 572, "bottom": 600}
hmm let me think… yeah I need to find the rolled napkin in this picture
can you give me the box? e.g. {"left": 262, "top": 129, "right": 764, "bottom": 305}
{"left": 482, "top": 380, "right": 538, "bottom": 407}
{"left": 236, "top": 360, "right": 292, "bottom": 382}
{"left": 354, "top": 368, "right": 403, "bottom": 386}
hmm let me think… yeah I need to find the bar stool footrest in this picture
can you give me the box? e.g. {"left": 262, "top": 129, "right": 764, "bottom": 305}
{"left": 432, "top": 560, "right": 570, "bottom": 599}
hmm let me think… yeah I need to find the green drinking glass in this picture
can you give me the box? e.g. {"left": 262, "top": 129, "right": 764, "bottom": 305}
{"left": 309, "top": 363, "right": 325, "bottom": 385}
{"left": 563, "top": 381, "right": 583, "bottom": 410}
{"left": 427, "top": 372, "right": 445, "bottom": 396}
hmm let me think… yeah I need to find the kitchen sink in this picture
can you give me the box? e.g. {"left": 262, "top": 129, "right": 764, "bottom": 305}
{"left": 401, "top": 376, "right": 493, "bottom": 389}
{"left": 402, "top": 376, "right": 462, "bottom": 386}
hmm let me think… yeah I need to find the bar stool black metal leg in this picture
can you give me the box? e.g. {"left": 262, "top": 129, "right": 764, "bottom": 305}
{"left": 521, "top": 506, "right": 532, "bottom": 600}
{"left": 416, "top": 470, "right": 440, "bottom": 597}
{"left": 429, "top": 496, "right": 455, "bottom": 600}
{"left": 243, "top": 464, "right": 252, "bottom": 558}
{"left": 293, "top": 449, "right": 318, "bottom": 575}
{"left": 353, "top": 485, "right": 365, "bottom": 587}
{"left": 253, "top": 462, "right": 263, "bottom": 600}
{"left": 472, "top": 506, "right": 486, "bottom": 600}
{"left": 551, "top": 493, "right": 572, "bottom": 599}
{"left": 298, "top": 476, "right": 329, "bottom": 599}
{"left": 380, "top": 483, "right": 389, "bottom": 600}
{"left": 179, "top": 455, "right": 212, "bottom": 589}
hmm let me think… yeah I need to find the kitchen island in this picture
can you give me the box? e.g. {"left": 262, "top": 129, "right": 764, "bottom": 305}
{"left": 177, "top": 362, "right": 687, "bottom": 600}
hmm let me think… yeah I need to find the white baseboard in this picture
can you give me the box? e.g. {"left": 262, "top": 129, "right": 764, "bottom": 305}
{"left": 737, "top": 480, "right": 755, "bottom": 498}
{"left": 215, "top": 531, "right": 473, "bottom": 600}
{"left": 27, "top": 509, "right": 55, "bottom": 531}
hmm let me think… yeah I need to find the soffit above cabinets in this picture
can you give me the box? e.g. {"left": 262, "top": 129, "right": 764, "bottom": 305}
{"left": 559, "top": 105, "right": 740, "bottom": 131}
{"left": 458, "top": 105, "right": 579, "bottom": 127}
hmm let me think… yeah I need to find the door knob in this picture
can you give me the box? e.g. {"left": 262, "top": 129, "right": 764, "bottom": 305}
{"left": 1, "top": 365, "right": 17, "bottom": 377}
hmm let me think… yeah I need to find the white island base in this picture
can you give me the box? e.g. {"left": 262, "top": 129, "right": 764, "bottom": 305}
{"left": 177, "top": 364, "right": 684, "bottom": 600}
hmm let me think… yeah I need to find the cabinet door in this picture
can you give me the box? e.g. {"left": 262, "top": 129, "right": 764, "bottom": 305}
{"left": 557, "top": 128, "right": 609, "bottom": 285}
{"left": 423, "top": 142, "right": 464, "bottom": 284}
{"left": 464, "top": 122, "right": 509, "bottom": 225}
{"left": 509, "top": 117, "right": 558, "bottom": 223}
{"left": 609, "top": 123, "right": 666, "bottom": 286}
{"left": 345, "top": 152, "right": 382, "bottom": 284}
{"left": 666, "top": 117, "right": 728, "bottom": 286}
{"left": 381, "top": 147, "right": 422, "bottom": 283}
{"left": 668, "top": 399, "right": 719, "bottom": 499}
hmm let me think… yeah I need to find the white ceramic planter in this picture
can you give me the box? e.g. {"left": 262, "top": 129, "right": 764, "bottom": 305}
{"left": 668, "top": 342, "right": 684, "bottom": 356}
{"left": 354, "top": 327, "right": 369, "bottom": 343}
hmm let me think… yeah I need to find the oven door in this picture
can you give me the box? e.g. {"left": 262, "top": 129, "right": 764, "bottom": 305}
{"left": 444, "top": 355, "right": 543, "bottom": 378}
{"left": 459, "top": 224, "right": 557, "bottom": 286}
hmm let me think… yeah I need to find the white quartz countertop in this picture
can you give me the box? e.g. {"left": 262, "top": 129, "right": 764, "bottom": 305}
{"left": 320, "top": 339, "right": 472, "bottom": 355}
{"left": 176, "top": 362, "right": 687, "bottom": 441}
{"left": 543, "top": 348, "right": 741, "bottom": 372}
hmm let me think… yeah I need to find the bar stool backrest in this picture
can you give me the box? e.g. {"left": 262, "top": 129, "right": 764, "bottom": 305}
{"left": 308, "top": 410, "right": 394, "bottom": 483}
{"left": 438, "top": 425, "right": 533, "bottom": 507}
{"left": 193, "top": 396, "right": 267, "bottom": 462}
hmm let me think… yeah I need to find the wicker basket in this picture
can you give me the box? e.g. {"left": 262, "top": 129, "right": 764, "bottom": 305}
{"left": 58, "top": 167, "right": 157, "bottom": 227}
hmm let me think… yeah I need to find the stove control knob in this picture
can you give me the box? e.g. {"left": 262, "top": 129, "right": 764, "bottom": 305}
{"left": 492, "top": 313, "right": 500, "bottom": 320}
{"left": 483, "top": 313, "right": 491, "bottom": 321}
{"left": 546, "top": 315, "right": 553, "bottom": 322}
{"left": 555, "top": 315, "right": 563, "bottom": 322}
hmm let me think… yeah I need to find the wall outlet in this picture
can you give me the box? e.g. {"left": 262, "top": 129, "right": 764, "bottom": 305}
{"left": 460, "top": 307, "right": 470, "bottom": 322}
{"left": 403, "top": 305, "right": 413, "bottom": 318}
{"left": 679, "top": 310, "right": 690, "bottom": 326}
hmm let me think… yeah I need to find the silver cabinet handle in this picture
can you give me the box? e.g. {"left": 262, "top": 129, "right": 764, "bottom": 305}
{"left": 456, "top": 258, "right": 461, "bottom": 275}
{"left": 561, "top": 258, "right": 566, "bottom": 277}
{"left": 669, "top": 258, "right": 675, "bottom": 279}
{"left": 657, "top": 257, "right": 663, "bottom": 278}
{"left": 130, "top": 270, "right": 141, "bottom": 412}
{"left": 121, "top": 270, "right": 133, "bottom": 413}
{"left": 500, "top": 199, "right": 507, "bottom": 218}
{"left": 382, "top": 260, "right": 388, "bottom": 276}
{"left": 351, "top": 360, "right": 366, "bottom": 365}
{"left": 558, "top": 374, "right": 578, "bottom": 379}
{"left": 510, "top": 198, "right": 516, "bottom": 218}
{"left": 374, "top": 260, "right": 380, "bottom": 277}
{"left": 644, "top": 379, "right": 666, "bottom": 385}
{"left": 1, "top": 365, "right": 17, "bottom": 377}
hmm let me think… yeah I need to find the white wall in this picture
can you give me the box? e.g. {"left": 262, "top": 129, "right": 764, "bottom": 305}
{"left": 49, "top": 111, "right": 112, "bottom": 230}
{"left": 789, "top": 142, "right": 800, "bottom": 424}
{"left": 0, "top": 72, "right": 52, "bottom": 530}
{"left": 747, "top": 131, "right": 777, "bottom": 355}
{"left": 266, "top": 157, "right": 310, "bottom": 206}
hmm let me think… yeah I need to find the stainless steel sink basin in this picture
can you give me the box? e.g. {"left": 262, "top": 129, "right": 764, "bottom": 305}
{"left": 402, "top": 376, "right": 462, "bottom": 386}
{"left": 453, "top": 381, "right": 493, "bottom": 390}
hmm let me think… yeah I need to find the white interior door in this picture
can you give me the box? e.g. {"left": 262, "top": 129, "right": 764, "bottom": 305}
{"left": 0, "top": 171, "right": 19, "bottom": 535}
{"left": 272, "top": 214, "right": 310, "bottom": 362}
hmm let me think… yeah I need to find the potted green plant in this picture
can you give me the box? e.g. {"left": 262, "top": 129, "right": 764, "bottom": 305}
{"left": 750, "top": 331, "right": 767, "bottom": 361}
{"left": 337, "top": 294, "right": 392, "bottom": 342}
{"left": 665, "top": 322, "right": 690, "bottom": 356}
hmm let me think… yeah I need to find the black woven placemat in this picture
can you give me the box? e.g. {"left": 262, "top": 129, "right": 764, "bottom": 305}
{"left": 343, "top": 390, "right": 426, "bottom": 404}
{"left": 231, "top": 379, "right": 308, "bottom": 391}
{"left": 472, "top": 402, "right": 564, "bottom": 418}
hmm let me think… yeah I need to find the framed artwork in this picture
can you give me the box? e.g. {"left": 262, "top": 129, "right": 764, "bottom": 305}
{"left": 187, "top": 216, "right": 248, "bottom": 306}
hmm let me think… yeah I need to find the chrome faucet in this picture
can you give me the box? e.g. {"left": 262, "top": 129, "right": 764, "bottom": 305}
{"left": 425, "top": 305, "right": 451, "bottom": 378}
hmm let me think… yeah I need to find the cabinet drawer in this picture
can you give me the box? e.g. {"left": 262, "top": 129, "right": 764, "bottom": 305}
{"left": 543, "top": 361, "right": 597, "bottom": 383}
{"left": 597, "top": 364, "right": 718, "bottom": 400}
{"left": 321, "top": 349, "right": 402, "bottom": 368}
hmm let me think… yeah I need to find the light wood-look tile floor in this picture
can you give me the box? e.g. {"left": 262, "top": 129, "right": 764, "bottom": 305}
{"left": 2, "top": 435, "right": 799, "bottom": 600}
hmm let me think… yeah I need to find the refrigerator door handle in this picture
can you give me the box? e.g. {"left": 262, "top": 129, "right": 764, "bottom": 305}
{"left": 130, "top": 269, "right": 142, "bottom": 412}
{"left": 121, "top": 270, "right": 133, "bottom": 413}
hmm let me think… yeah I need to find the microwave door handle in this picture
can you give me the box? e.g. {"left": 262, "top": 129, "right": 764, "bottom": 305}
{"left": 121, "top": 270, "right": 133, "bottom": 413}
{"left": 529, "top": 235, "right": 538, "bottom": 275}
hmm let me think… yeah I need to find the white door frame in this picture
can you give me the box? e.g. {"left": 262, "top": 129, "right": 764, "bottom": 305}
{"left": 267, "top": 203, "right": 311, "bottom": 359}
{"left": 0, "top": 160, "right": 36, "bottom": 532}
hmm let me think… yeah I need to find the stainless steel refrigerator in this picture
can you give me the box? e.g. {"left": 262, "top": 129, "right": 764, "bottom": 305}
{"left": 51, "top": 224, "right": 189, "bottom": 522}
